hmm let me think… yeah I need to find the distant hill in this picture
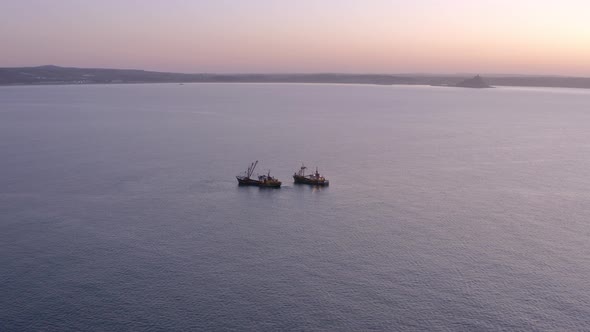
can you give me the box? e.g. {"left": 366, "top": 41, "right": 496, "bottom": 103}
{"left": 455, "top": 75, "right": 492, "bottom": 88}
{"left": 2, "top": 65, "right": 590, "bottom": 89}
{"left": 0, "top": 65, "right": 415, "bottom": 85}
{"left": 0, "top": 65, "right": 197, "bottom": 85}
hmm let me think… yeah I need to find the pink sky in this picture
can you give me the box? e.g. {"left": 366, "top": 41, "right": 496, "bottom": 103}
{"left": 2, "top": 0, "right": 590, "bottom": 75}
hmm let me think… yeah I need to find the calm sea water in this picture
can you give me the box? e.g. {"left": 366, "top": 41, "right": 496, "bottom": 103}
{"left": 1, "top": 83, "right": 590, "bottom": 331}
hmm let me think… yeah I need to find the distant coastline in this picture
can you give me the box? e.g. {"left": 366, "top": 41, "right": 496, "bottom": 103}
{"left": 2, "top": 65, "right": 590, "bottom": 89}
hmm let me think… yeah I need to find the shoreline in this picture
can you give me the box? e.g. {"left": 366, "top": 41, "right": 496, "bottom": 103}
{"left": 2, "top": 81, "right": 590, "bottom": 91}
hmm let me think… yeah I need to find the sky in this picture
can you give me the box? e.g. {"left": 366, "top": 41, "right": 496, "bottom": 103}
{"left": 2, "top": 0, "right": 590, "bottom": 75}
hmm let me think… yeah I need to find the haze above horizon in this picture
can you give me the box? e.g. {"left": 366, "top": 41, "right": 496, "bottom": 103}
{"left": 2, "top": 0, "right": 590, "bottom": 76}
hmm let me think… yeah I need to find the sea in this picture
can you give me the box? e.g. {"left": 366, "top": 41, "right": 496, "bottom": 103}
{"left": 1, "top": 83, "right": 590, "bottom": 331}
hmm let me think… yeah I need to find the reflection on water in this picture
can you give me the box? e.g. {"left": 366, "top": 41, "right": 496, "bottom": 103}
{"left": 292, "top": 183, "right": 329, "bottom": 193}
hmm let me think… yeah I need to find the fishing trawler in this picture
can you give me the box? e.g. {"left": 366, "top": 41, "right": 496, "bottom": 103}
{"left": 293, "top": 164, "right": 329, "bottom": 186}
{"left": 236, "top": 161, "right": 282, "bottom": 188}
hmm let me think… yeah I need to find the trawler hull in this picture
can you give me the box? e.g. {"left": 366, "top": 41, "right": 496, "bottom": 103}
{"left": 237, "top": 176, "right": 281, "bottom": 188}
{"left": 259, "top": 181, "right": 282, "bottom": 188}
{"left": 237, "top": 177, "right": 260, "bottom": 186}
{"left": 293, "top": 175, "right": 329, "bottom": 186}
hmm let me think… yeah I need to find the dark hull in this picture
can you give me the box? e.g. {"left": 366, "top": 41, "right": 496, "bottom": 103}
{"left": 237, "top": 176, "right": 281, "bottom": 188}
{"left": 237, "top": 177, "right": 260, "bottom": 186}
{"left": 293, "top": 175, "right": 329, "bottom": 186}
{"left": 259, "top": 182, "right": 282, "bottom": 188}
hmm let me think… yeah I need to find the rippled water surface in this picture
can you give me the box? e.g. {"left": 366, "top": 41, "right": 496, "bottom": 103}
{"left": 1, "top": 83, "right": 590, "bottom": 331}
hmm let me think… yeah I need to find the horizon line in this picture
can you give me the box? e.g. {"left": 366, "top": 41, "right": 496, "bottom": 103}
{"left": 2, "top": 64, "right": 589, "bottom": 79}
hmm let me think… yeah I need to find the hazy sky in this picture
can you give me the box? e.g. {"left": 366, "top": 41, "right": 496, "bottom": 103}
{"left": 2, "top": 0, "right": 590, "bottom": 75}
